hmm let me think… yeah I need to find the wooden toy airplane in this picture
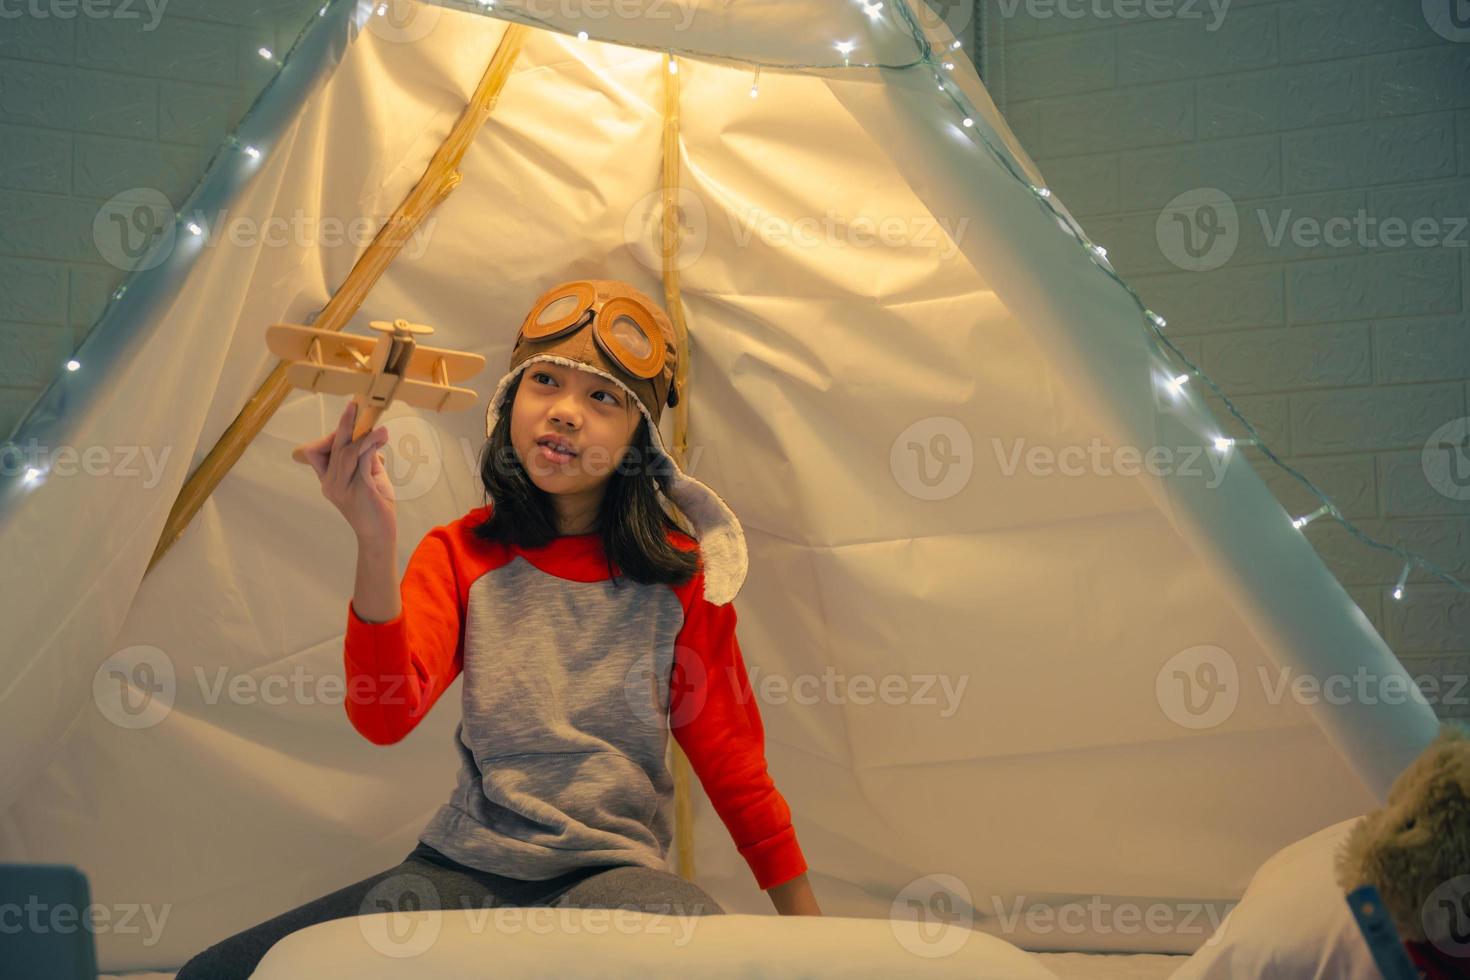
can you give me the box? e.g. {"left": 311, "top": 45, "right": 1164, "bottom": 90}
{"left": 265, "top": 318, "right": 486, "bottom": 464}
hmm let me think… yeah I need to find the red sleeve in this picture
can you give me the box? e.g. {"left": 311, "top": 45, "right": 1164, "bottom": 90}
{"left": 344, "top": 524, "right": 465, "bottom": 746}
{"left": 669, "top": 571, "right": 808, "bottom": 891}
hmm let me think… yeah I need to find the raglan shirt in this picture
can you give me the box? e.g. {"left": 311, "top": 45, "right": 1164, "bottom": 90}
{"left": 341, "top": 503, "right": 808, "bottom": 892}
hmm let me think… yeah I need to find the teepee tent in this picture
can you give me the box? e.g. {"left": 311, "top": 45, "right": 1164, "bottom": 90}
{"left": 0, "top": 0, "right": 1442, "bottom": 971}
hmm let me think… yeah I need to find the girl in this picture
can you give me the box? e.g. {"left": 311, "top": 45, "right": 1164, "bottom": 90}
{"left": 175, "top": 279, "right": 818, "bottom": 979}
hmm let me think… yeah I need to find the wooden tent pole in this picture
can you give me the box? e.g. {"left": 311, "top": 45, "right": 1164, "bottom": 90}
{"left": 659, "top": 53, "right": 701, "bottom": 885}
{"left": 146, "top": 24, "right": 530, "bottom": 575}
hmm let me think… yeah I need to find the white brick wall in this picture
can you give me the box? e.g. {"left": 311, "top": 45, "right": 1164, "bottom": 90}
{"left": 0, "top": 0, "right": 314, "bottom": 431}
{"left": 979, "top": 0, "right": 1469, "bottom": 719}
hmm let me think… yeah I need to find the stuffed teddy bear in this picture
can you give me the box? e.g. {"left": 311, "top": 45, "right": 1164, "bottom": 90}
{"left": 1334, "top": 721, "right": 1470, "bottom": 979}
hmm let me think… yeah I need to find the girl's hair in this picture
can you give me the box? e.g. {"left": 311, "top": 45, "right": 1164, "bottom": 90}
{"left": 471, "top": 370, "right": 700, "bottom": 589}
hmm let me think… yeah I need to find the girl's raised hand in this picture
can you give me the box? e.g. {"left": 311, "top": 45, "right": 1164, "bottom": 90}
{"left": 295, "top": 401, "right": 396, "bottom": 546}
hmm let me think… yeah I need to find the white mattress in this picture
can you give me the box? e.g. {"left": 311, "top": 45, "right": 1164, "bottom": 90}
{"left": 103, "top": 951, "right": 1190, "bottom": 979}
{"left": 1033, "top": 952, "right": 1186, "bottom": 979}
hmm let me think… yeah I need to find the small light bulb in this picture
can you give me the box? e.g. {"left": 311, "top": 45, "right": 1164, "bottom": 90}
{"left": 943, "top": 61, "right": 954, "bottom": 70}
{"left": 835, "top": 40, "right": 855, "bottom": 56}
{"left": 577, "top": 30, "right": 587, "bottom": 40}
{"left": 244, "top": 145, "right": 261, "bottom": 159}
{"left": 962, "top": 117, "right": 973, "bottom": 127}
{"left": 1291, "top": 504, "right": 1331, "bottom": 530}
{"left": 318, "top": 4, "right": 326, "bottom": 14}
{"left": 1167, "top": 373, "right": 1189, "bottom": 392}
{"left": 23, "top": 467, "right": 41, "bottom": 483}
{"left": 1392, "top": 563, "right": 1411, "bottom": 601}
{"left": 66, "top": 359, "right": 80, "bottom": 371}
{"left": 1147, "top": 309, "right": 1165, "bottom": 328}
{"left": 667, "top": 58, "right": 678, "bottom": 74}
{"left": 951, "top": 39, "right": 962, "bottom": 49}
{"left": 1213, "top": 437, "right": 1235, "bottom": 452}
{"left": 749, "top": 85, "right": 758, "bottom": 98}
{"left": 258, "top": 46, "right": 273, "bottom": 59}
{"left": 187, "top": 221, "right": 202, "bottom": 236}
{"left": 1091, "top": 243, "right": 1107, "bottom": 258}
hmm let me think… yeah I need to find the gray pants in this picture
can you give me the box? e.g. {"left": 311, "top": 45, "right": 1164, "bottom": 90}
{"left": 174, "top": 841, "right": 724, "bottom": 979}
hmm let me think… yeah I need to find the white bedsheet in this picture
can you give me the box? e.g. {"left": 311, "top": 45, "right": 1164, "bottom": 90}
{"left": 102, "top": 950, "right": 1191, "bottom": 980}
{"left": 1033, "top": 951, "right": 1186, "bottom": 979}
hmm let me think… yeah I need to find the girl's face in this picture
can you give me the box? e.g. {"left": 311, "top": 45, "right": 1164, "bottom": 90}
{"left": 509, "top": 361, "right": 641, "bottom": 503}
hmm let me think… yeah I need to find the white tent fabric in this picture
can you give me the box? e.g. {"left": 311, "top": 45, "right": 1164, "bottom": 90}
{"left": 0, "top": 0, "right": 1441, "bottom": 970}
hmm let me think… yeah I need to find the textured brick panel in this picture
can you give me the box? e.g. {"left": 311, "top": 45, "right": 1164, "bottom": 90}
{"left": 1365, "top": 45, "right": 1470, "bottom": 118}
{"left": 1287, "top": 249, "right": 1460, "bottom": 324}
{"left": 1395, "top": 653, "right": 1470, "bottom": 719}
{"left": 0, "top": 59, "right": 159, "bottom": 138}
{"left": 1284, "top": 115, "right": 1456, "bottom": 193}
{"left": 76, "top": 16, "right": 240, "bottom": 86}
{"left": 1380, "top": 449, "right": 1470, "bottom": 518}
{"left": 1291, "top": 382, "right": 1463, "bottom": 454}
{"left": 0, "top": 15, "right": 74, "bottom": 66}
{"left": 0, "top": 257, "right": 66, "bottom": 324}
{"left": 1035, "top": 152, "right": 1118, "bottom": 217}
{"left": 1007, "top": 30, "right": 1115, "bottom": 100}
{"left": 1203, "top": 323, "right": 1371, "bottom": 394}
{"left": 1375, "top": 317, "right": 1470, "bottom": 385}
{"left": 1039, "top": 81, "right": 1192, "bottom": 156}
{"left": 1385, "top": 587, "right": 1470, "bottom": 654}
{"left": 1116, "top": 5, "right": 1276, "bottom": 86}
{"left": 1258, "top": 452, "right": 1378, "bottom": 519}
{"left": 1119, "top": 134, "right": 1279, "bottom": 212}
{"left": 1132, "top": 264, "right": 1285, "bottom": 333}
{"left": 73, "top": 135, "right": 211, "bottom": 202}
{"left": 1201, "top": 391, "right": 1289, "bottom": 451}
{"left": 0, "top": 190, "right": 109, "bottom": 263}
{"left": 0, "top": 124, "right": 70, "bottom": 193}
{"left": 1279, "top": 0, "right": 1442, "bottom": 63}
{"left": 0, "top": 322, "right": 71, "bottom": 386}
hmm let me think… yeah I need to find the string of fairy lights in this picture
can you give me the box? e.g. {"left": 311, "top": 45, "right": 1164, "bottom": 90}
{"left": 22, "top": 0, "right": 1467, "bottom": 603}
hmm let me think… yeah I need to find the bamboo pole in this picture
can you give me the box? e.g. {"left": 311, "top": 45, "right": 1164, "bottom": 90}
{"left": 659, "top": 53, "right": 701, "bottom": 886}
{"left": 147, "top": 24, "right": 530, "bottom": 575}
